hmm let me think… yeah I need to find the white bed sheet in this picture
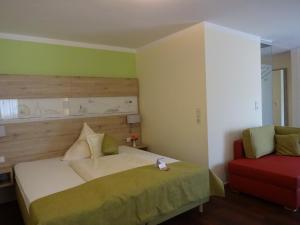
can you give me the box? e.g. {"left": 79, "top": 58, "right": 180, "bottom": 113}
{"left": 70, "top": 145, "right": 178, "bottom": 181}
{"left": 15, "top": 157, "right": 85, "bottom": 212}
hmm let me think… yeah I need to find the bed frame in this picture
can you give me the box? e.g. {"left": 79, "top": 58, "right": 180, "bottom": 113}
{"left": 147, "top": 203, "right": 205, "bottom": 225}
{"left": 0, "top": 74, "right": 206, "bottom": 225}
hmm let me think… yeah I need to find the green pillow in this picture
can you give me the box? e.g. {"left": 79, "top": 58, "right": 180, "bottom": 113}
{"left": 275, "top": 134, "right": 300, "bottom": 156}
{"left": 101, "top": 135, "right": 119, "bottom": 155}
{"left": 242, "top": 125, "right": 275, "bottom": 158}
{"left": 275, "top": 126, "right": 300, "bottom": 135}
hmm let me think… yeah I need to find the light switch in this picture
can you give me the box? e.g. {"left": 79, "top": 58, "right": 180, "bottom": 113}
{"left": 254, "top": 101, "right": 259, "bottom": 111}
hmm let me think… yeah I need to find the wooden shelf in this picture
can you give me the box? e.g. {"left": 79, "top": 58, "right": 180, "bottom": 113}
{"left": 134, "top": 144, "right": 148, "bottom": 151}
{"left": 0, "top": 163, "right": 14, "bottom": 188}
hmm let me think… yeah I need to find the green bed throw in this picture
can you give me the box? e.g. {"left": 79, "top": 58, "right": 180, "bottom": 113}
{"left": 29, "top": 162, "right": 223, "bottom": 225}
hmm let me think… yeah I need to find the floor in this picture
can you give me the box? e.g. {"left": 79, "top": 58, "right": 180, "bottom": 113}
{"left": 1, "top": 190, "right": 299, "bottom": 225}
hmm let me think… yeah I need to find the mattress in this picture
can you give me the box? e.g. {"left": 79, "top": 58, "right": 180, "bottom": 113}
{"left": 14, "top": 157, "right": 85, "bottom": 211}
{"left": 70, "top": 145, "right": 178, "bottom": 181}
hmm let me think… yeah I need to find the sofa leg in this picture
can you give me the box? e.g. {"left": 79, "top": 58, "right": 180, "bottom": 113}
{"left": 198, "top": 204, "right": 204, "bottom": 213}
{"left": 284, "top": 206, "right": 298, "bottom": 212}
{"left": 230, "top": 188, "right": 240, "bottom": 194}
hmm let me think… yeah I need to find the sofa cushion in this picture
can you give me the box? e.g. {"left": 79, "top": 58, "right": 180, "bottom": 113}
{"left": 275, "top": 134, "right": 300, "bottom": 156}
{"left": 275, "top": 126, "right": 300, "bottom": 135}
{"left": 228, "top": 155, "right": 300, "bottom": 190}
{"left": 242, "top": 125, "right": 275, "bottom": 158}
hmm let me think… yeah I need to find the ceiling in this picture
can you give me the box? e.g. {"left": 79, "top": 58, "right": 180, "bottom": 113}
{"left": 0, "top": 0, "right": 299, "bottom": 52}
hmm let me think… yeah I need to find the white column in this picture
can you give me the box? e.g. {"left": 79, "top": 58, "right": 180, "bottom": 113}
{"left": 291, "top": 48, "right": 300, "bottom": 126}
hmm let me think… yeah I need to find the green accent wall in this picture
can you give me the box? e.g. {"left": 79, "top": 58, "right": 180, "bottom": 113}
{"left": 0, "top": 38, "right": 136, "bottom": 78}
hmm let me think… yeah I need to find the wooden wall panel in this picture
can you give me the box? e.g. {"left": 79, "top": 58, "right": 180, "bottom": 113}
{"left": 70, "top": 77, "right": 139, "bottom": 97}
{"left": 0, "top": 75, "right": 140, "bottom": 164}
{"left": 0, "top": 116, "right": 140, "bottom": 164}
{"left": 0, "top": 75, "right": 71, "bottom": 99}
{"left": 0, "top": 75, "right": 139, "bottom": 98}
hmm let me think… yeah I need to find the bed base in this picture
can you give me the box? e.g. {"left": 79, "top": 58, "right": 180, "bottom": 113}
{"left": 145, "top": 201, "right": 206, "bottom": 225}
{"left": 16, "top": 184, "right": 207, "bottom": 225}
{"left": 16, "top": 185, "right": 31, "bottom": 225}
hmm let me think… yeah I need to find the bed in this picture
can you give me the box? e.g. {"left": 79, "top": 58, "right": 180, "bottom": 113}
{"left": 15, "top": 146, "right": 223, "bottom": 225}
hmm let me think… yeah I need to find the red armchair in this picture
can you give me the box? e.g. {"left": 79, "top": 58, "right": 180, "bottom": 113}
{"left": 228, "top": 140, "right": 300, "bottom": 211}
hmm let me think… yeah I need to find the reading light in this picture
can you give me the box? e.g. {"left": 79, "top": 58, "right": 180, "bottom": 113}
{"left": 127, "top": 114, "right": 141, "bottom": 124}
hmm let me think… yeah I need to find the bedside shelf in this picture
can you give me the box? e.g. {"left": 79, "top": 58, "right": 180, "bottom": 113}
{"left": 134, "top": 144, "right": 148, "bottom": 151}
{"left": 0, "top": 163, "right": 14, "bottom": 188}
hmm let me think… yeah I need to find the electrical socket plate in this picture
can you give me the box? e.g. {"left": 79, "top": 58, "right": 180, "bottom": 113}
{"left": 0, "top": 156, "right": 5, "bottom": 163}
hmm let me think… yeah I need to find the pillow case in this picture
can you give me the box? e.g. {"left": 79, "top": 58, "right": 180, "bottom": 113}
{"left": 102, "top": 135, "right": 119, "bottom": 155}
{"left": 275, "top": 134, "right": 300, "bottom": 156}
{"left": 63, "top": 123, "right": 95, "bottom": 161}
{"left": 275, "top": 126, "right": 300, "bottom": 135}
{"left": 242, "top": 125, "right": 275, "bottom": 158}
{"left": 87, "top": 133, "right": 105, "bottom": 159}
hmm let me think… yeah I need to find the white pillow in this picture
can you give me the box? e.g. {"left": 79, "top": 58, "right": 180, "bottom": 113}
{"left": 86, "top": 133, "right": 105, "bottom": 159}
{"left": 77, "top": 122, "right": 95, "bottom": 141}
{"left": 63, "top": 123, "right": 95, "bottom": 161}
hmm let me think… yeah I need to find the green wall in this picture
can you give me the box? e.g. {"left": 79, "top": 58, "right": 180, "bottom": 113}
{"left": 0, "top": 38, "right": 136, "bottom": 78}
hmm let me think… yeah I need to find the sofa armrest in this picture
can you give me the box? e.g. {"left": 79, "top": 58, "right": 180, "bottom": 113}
{"left": 234, "top": 140, "right": 245, "bottom": 159}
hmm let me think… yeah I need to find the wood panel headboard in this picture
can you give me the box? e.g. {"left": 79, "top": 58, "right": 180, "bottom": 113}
{"left": 0, "top": 75, "right": 140, "bottom": 164}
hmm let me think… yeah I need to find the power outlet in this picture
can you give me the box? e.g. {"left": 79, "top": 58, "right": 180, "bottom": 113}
{"left": 196, "top": 108, "right": 201, "bottom": 125}
{"left": 0, "top": 156, "right": 5, "bottom": 164}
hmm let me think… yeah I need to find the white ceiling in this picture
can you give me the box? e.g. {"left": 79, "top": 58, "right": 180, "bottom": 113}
{"left": 0, "top": 0, "right": 299, "bottom": 52}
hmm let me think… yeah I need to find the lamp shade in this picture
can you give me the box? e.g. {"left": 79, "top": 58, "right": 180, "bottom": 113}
{"left": 127, "top": 114, "right": 141, "bottom": 124}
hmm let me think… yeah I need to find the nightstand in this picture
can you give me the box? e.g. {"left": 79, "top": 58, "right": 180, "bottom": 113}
{"left": 0, "top": 162, "right": 14, "bottom": 188}
{"left": 135, "top": 144, "right": 148, "bottom": 151}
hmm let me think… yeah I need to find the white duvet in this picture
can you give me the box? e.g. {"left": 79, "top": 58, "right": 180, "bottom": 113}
{"left": 70, "top": 146, "right": 178, "bottom": 181}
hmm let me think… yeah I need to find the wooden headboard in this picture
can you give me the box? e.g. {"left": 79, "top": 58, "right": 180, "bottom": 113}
{"left": 0, "top": 75, "right": 140, "bottom": 164}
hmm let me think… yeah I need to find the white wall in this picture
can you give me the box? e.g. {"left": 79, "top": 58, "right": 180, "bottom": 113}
{"left": 291, "top": 48, "right": 300, "bottom": 126}
{"left": 137, "top": 22, "right": 262, "bottom": 181}
{"left": 137, "top": 24, "right": 209, "bottom": 166}
{"left": 204, "top": 23, "right": 262, "bottom": 180}
{"left": 261, "top": 64, "right": 273, "bottom": 125}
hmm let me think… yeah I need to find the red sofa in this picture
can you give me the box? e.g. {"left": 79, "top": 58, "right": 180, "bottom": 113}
{"left": 228, "top": 140, "right": 300, "bottom": 210}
